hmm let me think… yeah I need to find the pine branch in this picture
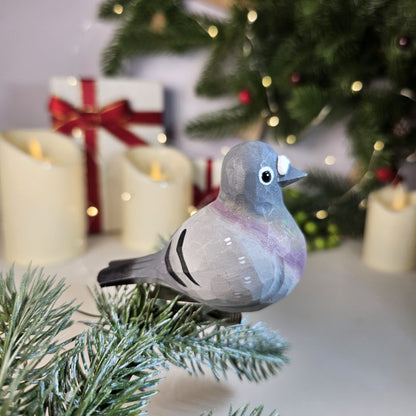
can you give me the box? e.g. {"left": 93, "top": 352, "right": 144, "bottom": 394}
{"left": 286, "top": 85, "right": 329, "bottom": 126}
{"left": 202, "top": 404, "right": 279, "bottom": 416}
{"left": 46, "top": 327, "right": 161, "bottom": 415}
{"left": 101, "top": 0, "right": 216, "bottom": 75}
{"left": 158, "top": 320, "right": 288, "bottom": 382}
{"left": 0, "top": 267, "right": 77, "bottom": 415}
{"left": 92, "top": 285, "right": 289, "bottom": 383}
{"left": 195, "top": 8, "right": 247, "bottom": 97}
{"left": 186, "top": 105, "right": 263, "bottom": 139}
{"left": 0, "top": 270, "right": 289, "bottom": 414}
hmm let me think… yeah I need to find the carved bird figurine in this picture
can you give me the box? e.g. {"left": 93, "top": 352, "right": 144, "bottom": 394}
{"left": 98, "top": 141, "right": 307, "bottom": 312}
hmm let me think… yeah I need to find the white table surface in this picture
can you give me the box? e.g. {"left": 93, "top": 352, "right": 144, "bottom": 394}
{"left": 4, "top": 236, "right": 416, "bottom": 416}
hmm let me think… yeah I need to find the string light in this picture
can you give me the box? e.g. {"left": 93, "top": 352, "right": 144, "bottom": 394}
{"left": 188, "top": 206, "right": 198, "bottom": 216}
{"left": 400, "top": 88, "right": 415, "bottom": 100}
{"left": 351, "top": 81, "right": 363, "bottom": 93}
{"left": 324, "top": 155, "right": 336, "bottom": 165}
{"left": 221, "top": 146, "right": 230, "bottom": 155}
{"left": 87, "top": 206, "right": 99, "bottom": 217}
{"left": 67, "top": 76, "right": 78, "bottom": 86}
{"left": 150, "top": 12, "right": 167, "bottom": 33}
{"left": 406, "top": 152, "right": 416, "bottom": 162}
{"left": 247, "top": 10, "right": 258, "bottom": 23}
{"left": 157, "top": 133, "right": 167, "bottom": 144}
{"left": 262, "top": 76, "right": 272, "bottom": 88}
{"left": 243, "top": 42, "right": 252, "bottom": 56}
{"left": 267, "top": 116, "right": 280, "bottom": 127}
{"left": 286, "top": 135, "right": 296, "bottom": 144}
{"left": 72, "top": 128, "right": 83, "bottom": 138}
{"left": 208, "top": 25, "right": 219, "bottom": 38}
{"left": 113, "top": 4, "right": 123, "bottom": 14}
{"left": 373, "top": 140, "right": 384, "bottom": 151}
{"left": 359, "top": 199, "right": 367, "bottom": 209}
{"left": 121, "top": 192, "right": 131, "bottom": 202}
{"left": 316, "top": 210, "right": 328, "bottom": 219}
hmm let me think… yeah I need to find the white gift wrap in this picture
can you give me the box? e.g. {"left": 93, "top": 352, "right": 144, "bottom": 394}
{"left": 121, "top": 146, "right": 193, "bottom": 253}
{"left": 192, "top": 157, "right": 223, "bottom": 207}
{"left": 193, "top": 157, "right": 222, "bottom": 191}
{"left": 49, "top": 77, "right": 164, "bottom": 232}
{"left": 0, "top": 129, "right": 86, "bottom": 265}
{"left": 362, "top": 185, "right": 416, "bottom": 272}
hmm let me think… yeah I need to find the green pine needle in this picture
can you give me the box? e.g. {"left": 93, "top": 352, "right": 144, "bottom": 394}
{"left": 186, "top": 105, "right": 263, "bottom": 139}
{"left": 0, "top": 267, "right": 77, "bottom": 415}
{"left": 0, "top": 269, "right": 289, "bottom": 415}
{"left": 92, "top": 284, "right": 289, "bottom": 383}
{"left": 201, "top": 404, "right": 279, "bottom": 416}
{"left": 46, "top": 327, "right": 162, "bottom": 415}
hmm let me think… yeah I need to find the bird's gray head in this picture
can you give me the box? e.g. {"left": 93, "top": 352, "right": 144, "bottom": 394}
{"left": 219, "top": 141, "right": 306, "bottom": 215}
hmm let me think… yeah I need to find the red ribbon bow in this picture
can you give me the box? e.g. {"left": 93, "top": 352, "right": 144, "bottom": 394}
{"left": 49, "top": 96, "right": 162, "bottom": 146}
{"left": 48, "top": 79, "right": 163, "bottom": 233}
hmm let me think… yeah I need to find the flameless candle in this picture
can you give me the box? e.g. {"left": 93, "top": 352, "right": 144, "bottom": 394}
{"left": 0, "top": 129, "right": 87, "bottom": 265}
{"left": 362, "top": 184, "right": 416, "bottom": 272}
{"left": 121, "top": 146, "right": 192, "bottom": 252}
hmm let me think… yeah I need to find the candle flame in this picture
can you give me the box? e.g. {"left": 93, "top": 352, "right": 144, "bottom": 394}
{"left": 28, "top": 139, "right": 45, "bottom": 161}
{"left": 149, "top": 160, "right": 166, "bottom": 181}
{"left": 391, "top": 183, "right": 409, "bottom": 211}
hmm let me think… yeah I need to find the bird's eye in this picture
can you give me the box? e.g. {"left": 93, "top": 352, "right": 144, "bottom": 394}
{"left": 259, "top": 166, "right": 274, "bottom": 185}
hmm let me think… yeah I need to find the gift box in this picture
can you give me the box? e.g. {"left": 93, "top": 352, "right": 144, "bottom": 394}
{"left": 49, "top": 77, "right": 164, "bottom": 233}
{"left": 192, "top": 157, "right": 223, "bottom": 208}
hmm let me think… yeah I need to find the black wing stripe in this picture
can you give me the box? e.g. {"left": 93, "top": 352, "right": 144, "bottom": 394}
{"left": 177, "top": 229, "right": 200, "bottom": 286}
{"left": 165, "top": 242, "right": 187, "bottom": 287}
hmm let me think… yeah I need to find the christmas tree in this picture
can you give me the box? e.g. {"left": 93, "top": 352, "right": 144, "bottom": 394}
{"left": 0, "top": 268, "right": 285, "bottom": 415}
{"left": 98, "top": 0, "right": 416, "bottom": 249}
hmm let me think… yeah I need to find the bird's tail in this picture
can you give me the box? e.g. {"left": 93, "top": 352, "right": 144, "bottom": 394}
{"left": 97, "top": 254, "right": 158, "bottom": 287}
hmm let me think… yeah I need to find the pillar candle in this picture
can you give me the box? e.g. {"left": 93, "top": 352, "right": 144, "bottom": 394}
{"left": 362, "top": 184, "right": 416, "bottom": 272}
{"left": 0, "top": 129, "right": 86, "bottom": 265}
{"left": 121, "top": 146, "right": 192, "bottom": 252}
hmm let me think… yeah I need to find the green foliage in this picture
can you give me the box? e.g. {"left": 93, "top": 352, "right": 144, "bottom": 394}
{"left": 186, "top": 105, "right": 263, "bottom": 138}
{"left": 100, "top": 0, "right": 217, "bottom": 75}
{"left": 0, "top": 267, "right": 76, "bottom": 415}
{"left": 202, "top": 404, "right": 278, "bottom": 416}
{"left": 0, "top": 269, "right": 288, "bottom": 415}
{"left": 284, "top": 170, "right": 366, "bottom": 250}
{"left": 92, "top": 285, "right": 289, "bottom": 382}
{"left": 46, "top": 328, "right": 161, "bottom": 415}
{"left": 99, "top": 0, "right": 415, "bottom": 142}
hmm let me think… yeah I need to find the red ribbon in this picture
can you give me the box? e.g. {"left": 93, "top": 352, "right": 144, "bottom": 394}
{"left": 49, "top": 79, "right": 163, "bottom": 233}
{"left": 193, "top": 159, "right": 220, "bottom": 208}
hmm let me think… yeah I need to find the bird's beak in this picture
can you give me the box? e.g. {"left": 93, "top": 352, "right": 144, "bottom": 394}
{"left": 278, "top": 166, "right": 307, "bottom": 187}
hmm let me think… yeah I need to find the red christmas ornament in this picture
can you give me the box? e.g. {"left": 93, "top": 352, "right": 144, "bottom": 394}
{"left": 290, "top": 72, "right": 301, "bottom": 85}
{"left": 375, "top": 167, "right": 396, "bottom": 183}
{"left": 238, "top": 89, "right": 252, "bottom": 105}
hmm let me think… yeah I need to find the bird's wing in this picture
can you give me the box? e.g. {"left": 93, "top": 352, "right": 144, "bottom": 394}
{"left": 162, "top": 205, "right": 276, "bottom": 308}
{"left": 98, "top": 251, "right": 165, "bottom": 287}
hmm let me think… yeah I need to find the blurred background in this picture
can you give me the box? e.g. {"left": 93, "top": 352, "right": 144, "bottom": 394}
{"left": 0, "top": 0, "right": 354, "bottom": 165}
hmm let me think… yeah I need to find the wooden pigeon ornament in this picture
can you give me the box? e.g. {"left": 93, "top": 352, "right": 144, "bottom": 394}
{"left": 98, "top": 141, "right": 307, "bottom": 312}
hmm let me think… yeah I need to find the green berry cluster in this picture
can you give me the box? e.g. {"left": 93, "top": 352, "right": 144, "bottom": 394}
{"left": 284, "top": 188, "right": 341, "bottom": 252}
{"left": 294, "top": 211, "right": 340, "bottom": 251}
